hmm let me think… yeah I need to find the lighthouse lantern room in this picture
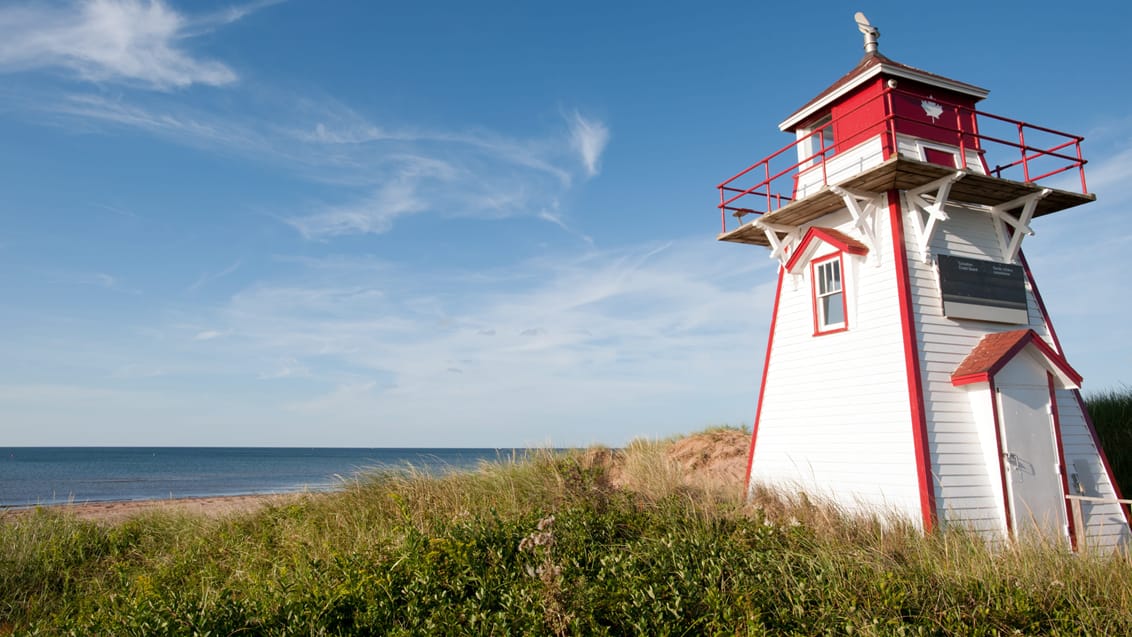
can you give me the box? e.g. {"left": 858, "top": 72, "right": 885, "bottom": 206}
{"left": 723, "top": 13, "right": 1130, "bottom": 550}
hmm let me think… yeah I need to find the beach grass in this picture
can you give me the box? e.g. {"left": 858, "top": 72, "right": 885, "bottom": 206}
{"left": 1086, "top": 386, "right": 1132, "bottom": 496}
{"left": 1, "top": 401, "right": 1131, "bottom": 634}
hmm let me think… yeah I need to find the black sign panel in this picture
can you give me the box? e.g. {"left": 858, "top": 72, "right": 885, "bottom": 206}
{"left": 938, "top": 254, "right": 1027, "bottom": 314}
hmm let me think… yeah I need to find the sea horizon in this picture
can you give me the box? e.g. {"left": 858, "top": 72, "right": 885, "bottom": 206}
{"left": 0, "top": 446, "right": 552, "bottom": 509}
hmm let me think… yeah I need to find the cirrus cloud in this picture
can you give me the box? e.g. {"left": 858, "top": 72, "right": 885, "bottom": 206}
{"left": 0, "top": 0, "right": 269, "bottom": 90}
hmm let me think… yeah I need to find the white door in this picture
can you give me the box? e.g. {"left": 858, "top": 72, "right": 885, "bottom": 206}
{"left": 997, "top": 386, "right": 1067, "bottom": 542}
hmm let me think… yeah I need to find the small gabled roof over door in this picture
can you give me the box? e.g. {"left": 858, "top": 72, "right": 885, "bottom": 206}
{"left": 950, "top": 329, "right": 1082, "bottom": 389}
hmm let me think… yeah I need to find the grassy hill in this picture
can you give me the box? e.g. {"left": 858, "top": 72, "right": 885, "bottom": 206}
{"left": 2, "top": 397, "right": 1131, "bottom": 635}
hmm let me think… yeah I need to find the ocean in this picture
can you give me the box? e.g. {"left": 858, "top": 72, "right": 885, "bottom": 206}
{"left": 0, "top": 447, "right": 530, "bottom": 508}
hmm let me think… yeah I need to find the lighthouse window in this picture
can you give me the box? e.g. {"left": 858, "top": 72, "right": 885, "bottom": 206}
{"left": 813, "top": 256, "right": 846, "bottom": 333}
{"left": 804, "top": 115, "right": 834, "bottom": 166}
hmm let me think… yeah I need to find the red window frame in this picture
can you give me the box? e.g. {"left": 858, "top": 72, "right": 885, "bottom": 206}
{"left": 811, "top": 252, "right": 848, "bottom": 336}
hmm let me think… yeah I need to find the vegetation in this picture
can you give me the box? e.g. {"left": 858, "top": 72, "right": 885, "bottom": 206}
{"left": 1087, "top": 386, "right": 1132, "bottom": 496}
{"left": 2, "top": 394, "right": 1131, "bottom": 635}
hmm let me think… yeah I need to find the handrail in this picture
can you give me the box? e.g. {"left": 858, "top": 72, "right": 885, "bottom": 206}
{"left": 716, "top": 85, "right": 1090, "bottom": 236}
{"left": 1065, "top": 494, "right": 1132, "bottom": 505}
{"left": 1065, "top": 494, "right": 1131, "bottom": 553}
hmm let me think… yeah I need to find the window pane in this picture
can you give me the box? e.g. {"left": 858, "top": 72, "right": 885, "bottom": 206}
{"left": 816, "top": 260, "right": 841, "bottom": 296}
{"left": 823, "top": 291, "right": 845, "bottom": 326}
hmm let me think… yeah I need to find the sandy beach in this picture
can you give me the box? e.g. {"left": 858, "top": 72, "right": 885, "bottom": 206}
{"left": 1, "top": 429, "right": 752, "bottom": 526}
{"left": 1, "top": 492, "right": 305, "bottom": 524}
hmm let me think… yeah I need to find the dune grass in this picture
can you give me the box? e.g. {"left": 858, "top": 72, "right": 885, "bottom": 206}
{"left": 1, "top": 403, "right": 1131, "bottom": 635}
{"left": 1087, "top": 386, "right": 1132, "bottom": 496}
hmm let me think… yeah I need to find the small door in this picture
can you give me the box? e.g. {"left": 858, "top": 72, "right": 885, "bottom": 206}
{"left": 997, "top": 386, "right": 1067, "bottom": 541}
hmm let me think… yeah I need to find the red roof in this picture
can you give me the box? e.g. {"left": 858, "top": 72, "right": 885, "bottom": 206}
{"left": 951, "top": 329, "right": 1082, "bottom": 387}
{"left": 784, "top": 226, "right": 869, "bottom": 272}
{"left": 779, "top": 52, "right": 989, "bottom": 131}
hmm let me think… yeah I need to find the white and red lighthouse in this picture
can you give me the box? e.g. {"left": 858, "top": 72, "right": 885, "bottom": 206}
{"left": 721, "top": 14, "right": 1129, "bottom": 550}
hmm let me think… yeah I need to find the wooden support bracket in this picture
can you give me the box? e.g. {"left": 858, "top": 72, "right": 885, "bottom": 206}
{"left": 905, "top": 171, "right": 966, "bottom": 263}
{"left": 989, "top": 189, "right": 1050, "bottom": 263}
{"left": 830, "top": 185, "right": 882, "bottom": 266}
{"left": 754, "top": 220, "right": 800, "bottom": 268}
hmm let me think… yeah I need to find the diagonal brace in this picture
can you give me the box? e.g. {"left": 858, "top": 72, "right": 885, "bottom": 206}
{"left": 830, "top": 185, "right": 881, "bottom": 264}
{"left": 906, "top": 171, "right": 965, "bottom": 262}
{"left": 754, "top": 220, "right": 800, "bottom": 267}
{"left": 991, "top": 189, "right": 1050, "bottom": 263}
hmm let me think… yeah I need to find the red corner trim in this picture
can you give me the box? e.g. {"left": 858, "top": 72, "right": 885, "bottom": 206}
{"left": 1019, "top": 251, "right": 1063, "bottom": 353}
{"left": 744, "top": 265, "right": 786, "bottom": 491}
{"left": 784, "top": 226, "right": 869, "bottom": 272}
{"left": 888, "top": 190, "right": 936, "bottom": 531}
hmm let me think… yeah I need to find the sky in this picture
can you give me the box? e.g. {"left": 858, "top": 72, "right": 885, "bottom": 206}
{"left": 1, "top": 1, "right": 1130, "bottom": 447}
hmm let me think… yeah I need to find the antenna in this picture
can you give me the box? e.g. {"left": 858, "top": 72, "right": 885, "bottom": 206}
{"left": 854, "top": 12, "right": 880, "bottom": 54}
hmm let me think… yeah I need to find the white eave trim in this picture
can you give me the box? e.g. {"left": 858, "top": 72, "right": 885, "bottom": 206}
{"left": 778, "top": 63, "right": 990, "bottom": 132}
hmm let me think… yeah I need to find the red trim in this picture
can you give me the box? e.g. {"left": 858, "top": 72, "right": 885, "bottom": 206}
{"left": 1019, "top": 251, "right": 1063, "bottom": 353}
{"left": 810, "top": 253, "right": 849, "bottom": 336}
{"left": 888, "top": 190, "right": 936, "bottom": 531}
{"left": 1048, "top": 372, "right": 1077, "bottom": 550}
{"left": 744, "top": 265, "right": 786, "bottom": 491}
{"left": 1022, "top": 252, "right": 1132, "bottom": 531}
{"left": 784, "top": 226, "right": 869, "bottom": 272}
{"left": 718, "top": 84, "right": 1088, "bottom": 229}
{"left": 951, "top": 329, "right": 1082, "bottom": 388}
{"left": 988, "top": 379, "right": 1013, "bottom": 535}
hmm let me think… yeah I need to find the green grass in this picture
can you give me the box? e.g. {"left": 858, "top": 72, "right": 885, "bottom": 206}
{"left": 1, "top": 408, "right": 1131, "bottom": 635}
{"left": 1087, "top": 386, "right": 1132, "bottom": 496}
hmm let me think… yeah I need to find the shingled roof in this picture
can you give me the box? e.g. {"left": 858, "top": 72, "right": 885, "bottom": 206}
{"left": 951, "top": 329, "right": 1081, "bottom": 388}
{"left": 779, "top": 52, "right": 989, "bottom": 132}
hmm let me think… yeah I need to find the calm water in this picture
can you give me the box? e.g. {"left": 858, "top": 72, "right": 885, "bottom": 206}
{"left": 0, "top": 447, "right": 529, "bottom": 508}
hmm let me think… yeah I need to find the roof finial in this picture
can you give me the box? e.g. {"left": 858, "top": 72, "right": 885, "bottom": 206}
{"left": 854, "top": 12, "right": 880, "bottom": 54}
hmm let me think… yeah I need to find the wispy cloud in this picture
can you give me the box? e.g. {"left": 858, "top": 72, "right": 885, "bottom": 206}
{"left": 567, "top": 110, "right": 610, "bottom": 178}
{"left": 0, "top": 0, "right": 268, "bottom": 90}
{"left": 188, "top": 260, "right": 242, "bottom": 292}
{"left": 149, "top": 240, "right": 770, "bottom": 444}
{"left": 30, "top": 90, "right": 610, "bottom": 239}
{"left": 539, "top": 208, "right": 594, "bottom": 247}
{"left": 0, "top": 2, "right": 610, "bottom": 242}
{"left": 91, "top": 201, "right": 140, "bottom": 219}
{"left": 67, "top": 269, "right": 140, "bottom": 294}
{"left": 286, "top": 156, "right": 453, "bottom": 239}
{"left": 49, "top": 93, "right": 267, "bottom": 152}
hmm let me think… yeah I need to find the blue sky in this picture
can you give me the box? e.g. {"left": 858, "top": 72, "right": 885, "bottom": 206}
{"left": 1, "top": 1, "right": 1129, "bottom": 446}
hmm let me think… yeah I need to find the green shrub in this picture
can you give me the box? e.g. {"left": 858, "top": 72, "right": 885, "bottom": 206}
{"left": 1087, "top": 386, "right": 1132, "bottom": 496}
{"left": 2, "top": 434, "right": 1131, "bottom": 635}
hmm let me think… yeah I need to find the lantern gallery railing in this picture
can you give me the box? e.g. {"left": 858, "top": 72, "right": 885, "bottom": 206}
{"left": 716, "top": 86, "right": 1089, "bottom": 235}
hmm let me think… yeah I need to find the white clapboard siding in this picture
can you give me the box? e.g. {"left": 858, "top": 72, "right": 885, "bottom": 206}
{"left": 795, "top": 137, "right": 886, "bottom": 200}
{"left": 750, "top": 209, "right": 923, "bottom": 523}
{"left": 905, "top": 204, "right": 1130, "bottom": 545}
{"left": 905, "top": 205, "right": 1020, "bottom": 531}
{"left": 1054, "top": 390, "right": 1130, "bottom": 549}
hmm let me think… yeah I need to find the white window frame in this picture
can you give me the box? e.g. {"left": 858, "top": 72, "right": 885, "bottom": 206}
{"left": 812, "top": 254, "right": 847, "bottom": 335}
{"left": 796, "top": 114, "right": 834, "bottom": 168}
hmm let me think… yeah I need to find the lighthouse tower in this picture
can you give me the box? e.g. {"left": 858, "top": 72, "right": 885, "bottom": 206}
{"left": 721, "top": 14, "right": 1130, "bottom": 549}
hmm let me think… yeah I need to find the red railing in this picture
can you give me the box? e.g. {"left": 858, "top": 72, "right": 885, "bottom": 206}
{"left": 717, "top": 86, "right": 1089, "bottom": 235}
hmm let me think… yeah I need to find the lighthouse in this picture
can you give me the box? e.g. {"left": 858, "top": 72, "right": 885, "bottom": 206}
{"left": 721, "top": 13, "right": 1130, "bottom": 550}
